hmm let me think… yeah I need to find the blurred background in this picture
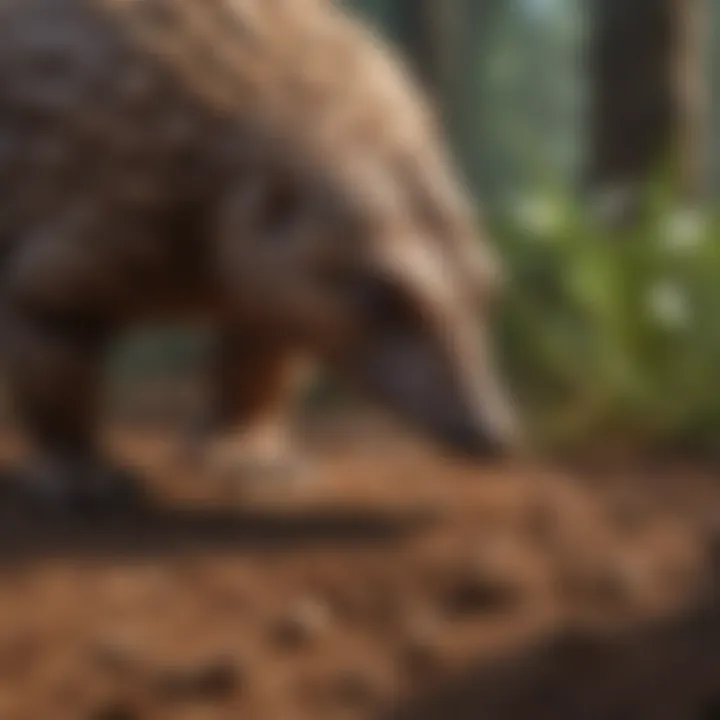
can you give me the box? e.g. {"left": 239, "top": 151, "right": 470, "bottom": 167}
{"left": 3, "top": 2, "right": 720, "bottom": 720}
{"left": 116, "top": 0, "right": 720, "bottom": 456}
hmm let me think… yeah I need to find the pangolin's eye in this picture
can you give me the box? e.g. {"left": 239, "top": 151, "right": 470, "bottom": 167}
{"left": 350, "top": 274, "right": 421, "bottom": 332}
{"left": 260, "top": 180, "right": 304, "bottom": 239}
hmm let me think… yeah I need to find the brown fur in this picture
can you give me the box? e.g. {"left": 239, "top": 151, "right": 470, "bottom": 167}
{"left": 0, "top": 0, "right": 514, "bottom": 508}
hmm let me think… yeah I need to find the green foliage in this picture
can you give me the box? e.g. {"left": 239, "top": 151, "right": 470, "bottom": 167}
{"left": 493, "top": 189, "right": 720, "bottom": 451}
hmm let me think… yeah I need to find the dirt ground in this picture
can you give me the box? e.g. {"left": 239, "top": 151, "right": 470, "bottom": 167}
{"left": 0, "top": 408, "right": 719, "bottom": 720}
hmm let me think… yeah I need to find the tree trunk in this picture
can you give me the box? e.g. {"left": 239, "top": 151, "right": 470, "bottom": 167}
{"left": 395, "top": 0, "right": 461, "bottom": 127}
{"left": 674, "top": 0, "right": 710, "bottom": 198}
{"left": 395, "top": 0, "right": 506, "bottom": 190}
{"left": 588, "top": 0, "right": 709, "bottom": 209}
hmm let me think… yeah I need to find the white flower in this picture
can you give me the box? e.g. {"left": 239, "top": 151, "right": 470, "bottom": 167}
{"left": 515, "top": 194, "right": 561, "bottom": 236}
{"left": 660, "top": 208, "right": 706, "bottom": 254}
{"left": 646, "top": 281, "right": 690, "bottom": 330}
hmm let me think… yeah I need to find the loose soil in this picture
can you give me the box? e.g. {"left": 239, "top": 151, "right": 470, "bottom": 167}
{"left": 0, "top": 410, "right": 718, "bottom": 720}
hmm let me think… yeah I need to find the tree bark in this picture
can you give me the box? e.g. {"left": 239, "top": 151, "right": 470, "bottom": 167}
{"left": 394, "top": 0, "right": 506, "bottom": 190}
{"left": 674, "top": 0, "right": 710, "bottom": 198}
{"left": 588, "top": 0, "right": 709, "bottom": 206}
{"left": 395, "top": 0, "right": 460, "bottom": 125}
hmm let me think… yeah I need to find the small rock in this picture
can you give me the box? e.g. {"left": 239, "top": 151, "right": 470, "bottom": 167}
{"left": 440, "top": 549, "right": 526, "bottom": 617}
{"left": 271, "top": 596, "right": 330, "bottom": 649}
{"left": 154, "top": 656, "right": 241, "bottom": 702}
{"left": 444, "top": 576, "right": 513, "bottom": 615}
{"left": 400, "top": 609, "right": 444, "bottom": 679}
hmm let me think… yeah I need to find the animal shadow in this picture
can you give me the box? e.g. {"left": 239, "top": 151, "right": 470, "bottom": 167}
{"left": 0, "top": 474, "right": 434, "bottom": 564}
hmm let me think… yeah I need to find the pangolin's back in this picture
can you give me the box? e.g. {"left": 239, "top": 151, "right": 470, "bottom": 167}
{"left": 0, "top": 0, "right": 474, "bottom": 255}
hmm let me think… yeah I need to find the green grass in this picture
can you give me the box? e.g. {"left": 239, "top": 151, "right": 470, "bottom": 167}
{"left": 493, "top": 186, "right": 720, "bottom": 452}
